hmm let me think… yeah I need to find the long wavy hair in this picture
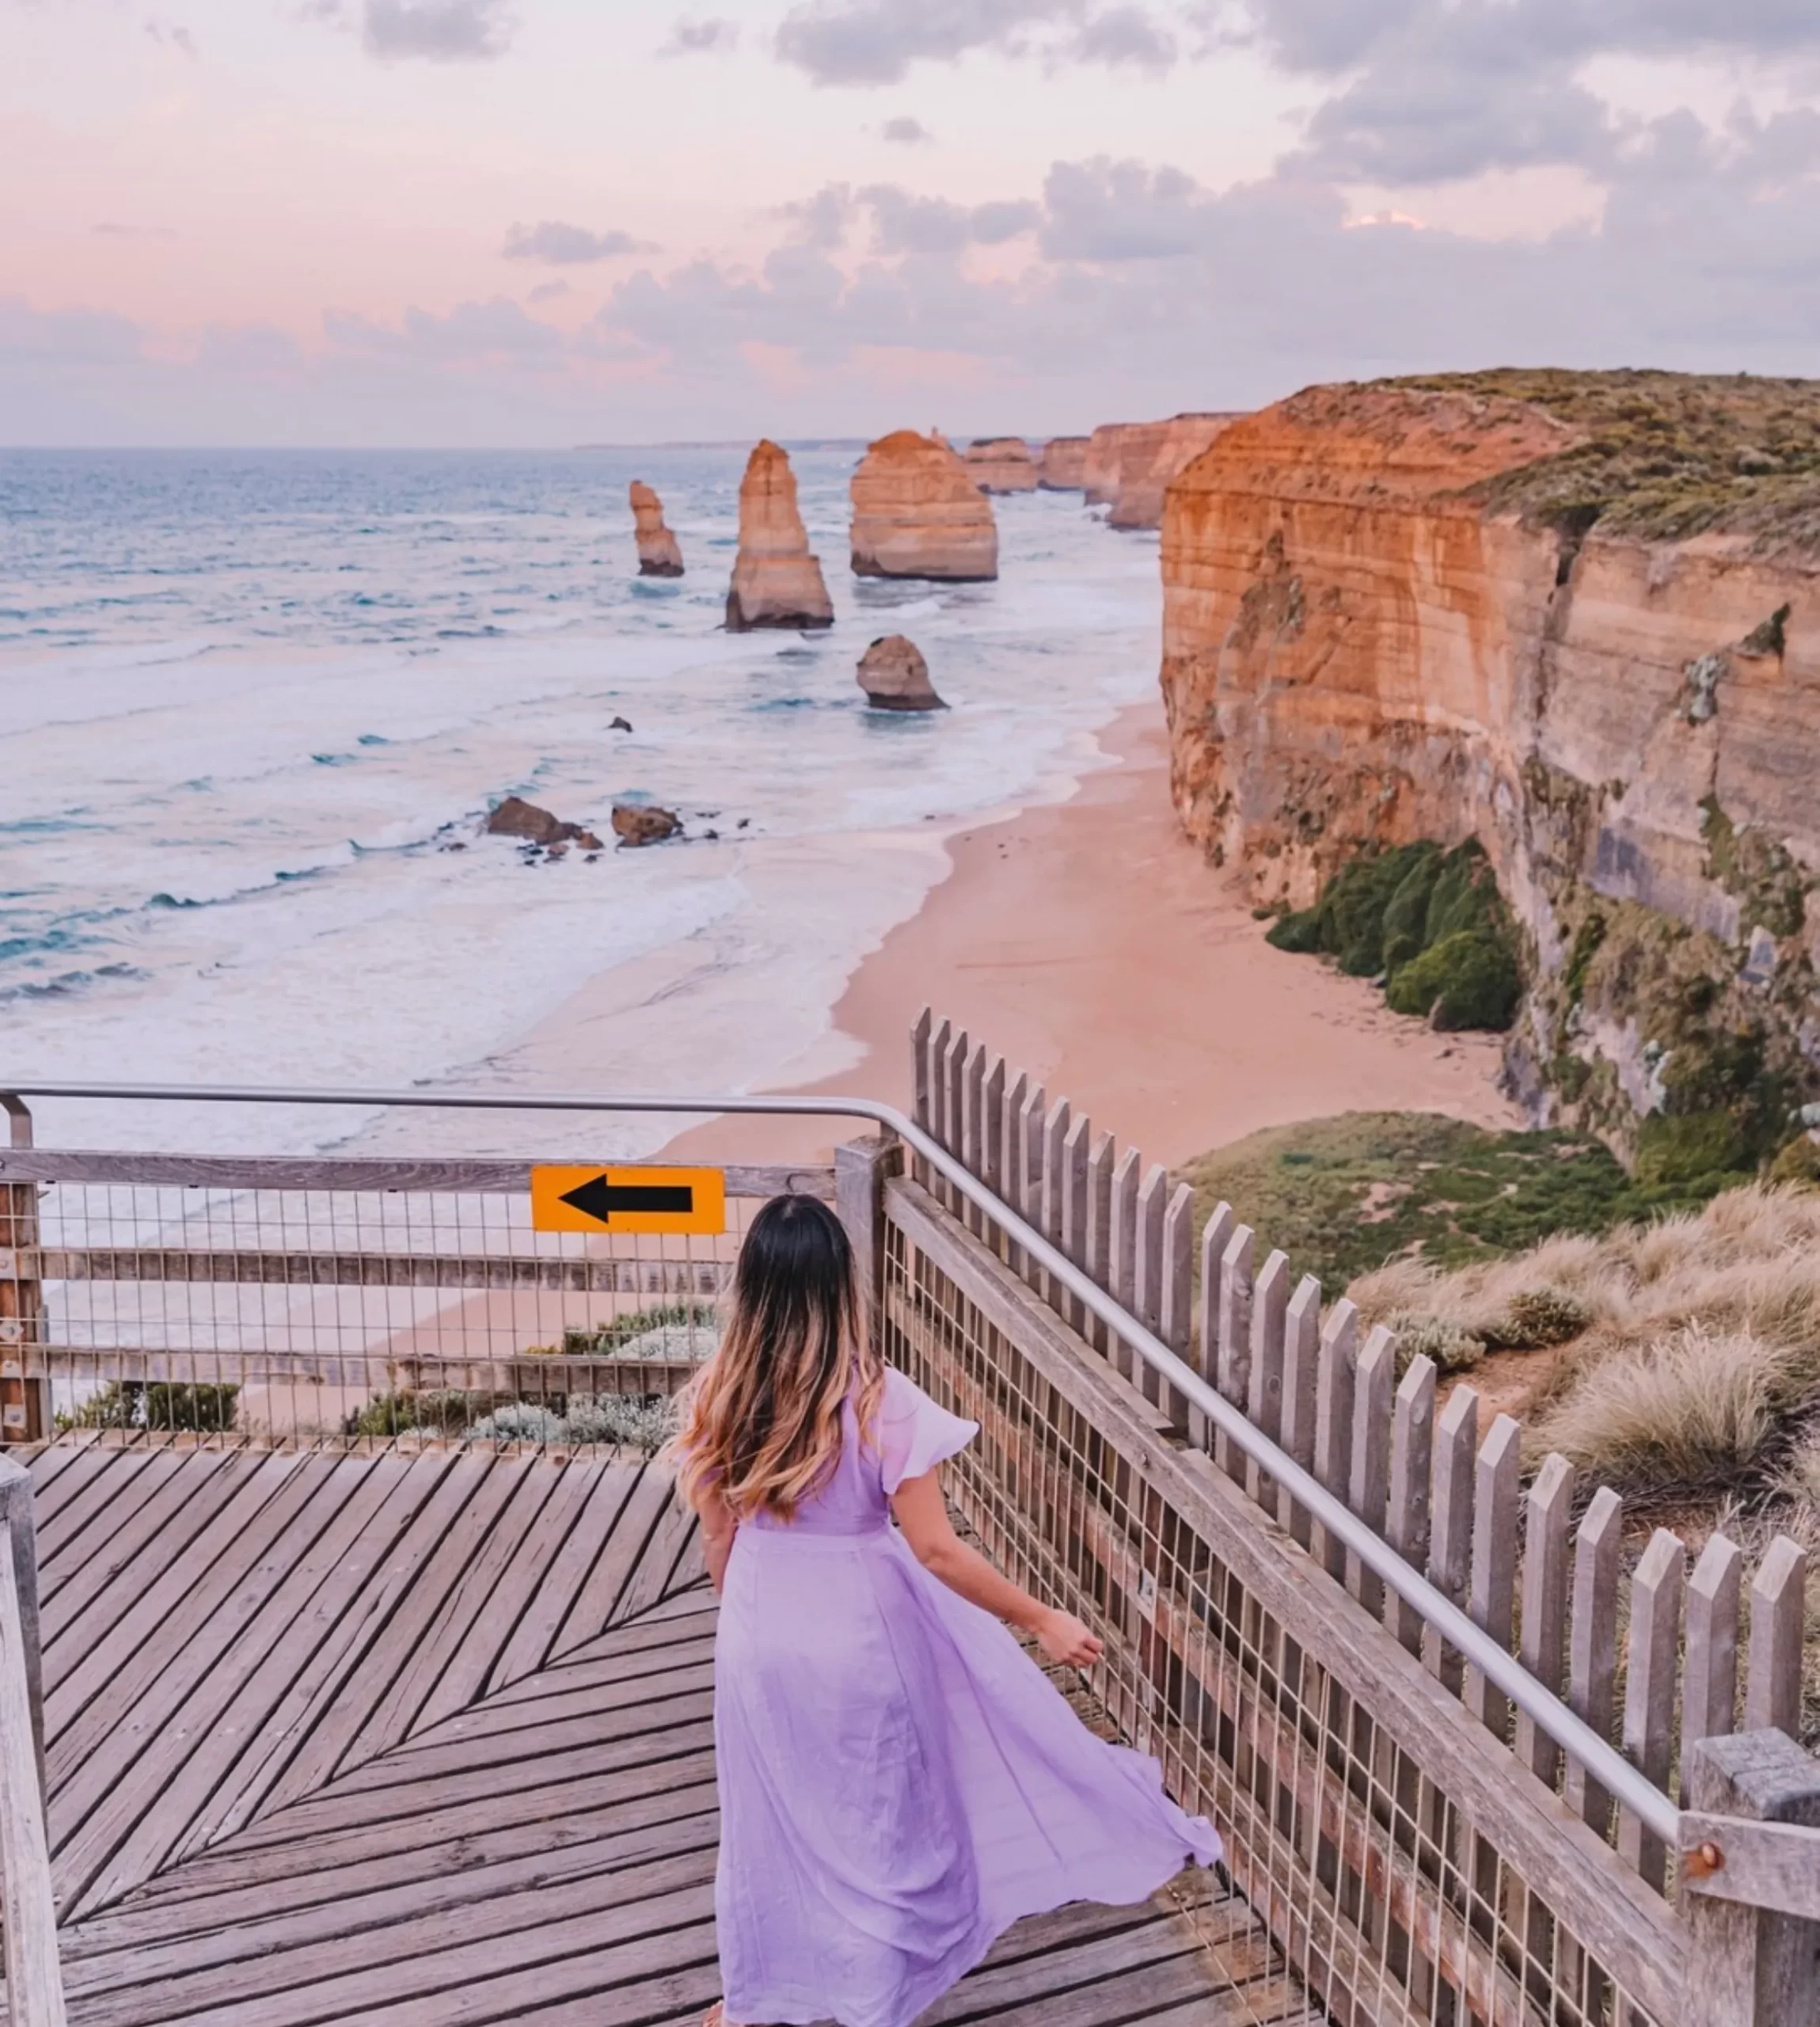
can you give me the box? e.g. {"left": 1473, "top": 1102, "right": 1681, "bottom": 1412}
{"left": 671, "top": 1193, "right": 882, "bottom": 1523}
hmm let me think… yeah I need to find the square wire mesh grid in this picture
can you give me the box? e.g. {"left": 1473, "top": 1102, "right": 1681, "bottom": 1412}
{"left": 883, "top": 1214, "right": 1676, "bottom": 2027}
{"left": 2, "top": 1177, "right": 754, "bottom": 1451}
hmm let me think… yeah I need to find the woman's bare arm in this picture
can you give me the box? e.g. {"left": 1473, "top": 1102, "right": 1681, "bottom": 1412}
{"left": 692, "top": 1487, "right": 739, "bottom": 1595}
{"left": 891, "top": 1470, "right": 1104, "bottom": 1666}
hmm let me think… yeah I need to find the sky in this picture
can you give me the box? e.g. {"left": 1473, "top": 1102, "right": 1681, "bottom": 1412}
{"left": 4, "top": 0, "right": 1820, "bottom": 444}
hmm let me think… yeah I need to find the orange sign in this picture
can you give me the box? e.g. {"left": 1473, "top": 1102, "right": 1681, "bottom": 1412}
{"left": 530, "top": 1165, "right": 727, "bottom": 1236}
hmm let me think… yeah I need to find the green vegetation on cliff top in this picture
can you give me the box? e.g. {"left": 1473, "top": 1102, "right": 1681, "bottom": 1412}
{"left": 1376, "top": 367, "right": 1820, "bottom": 549}
{"left": 1177, "top": 1112, "right": 1725, "bottom": 1294}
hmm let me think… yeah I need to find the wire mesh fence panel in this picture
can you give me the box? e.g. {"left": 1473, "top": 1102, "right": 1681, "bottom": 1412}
{"left": 1, "top": 1164, "right": 807, "bottom": 1453}
{"left": 882, "top": 1191, "right": 1687, "bottom": 2027}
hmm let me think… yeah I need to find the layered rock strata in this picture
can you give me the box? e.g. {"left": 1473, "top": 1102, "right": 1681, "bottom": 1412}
{"left": 1160, "top": 371, "right": 1820, "bottom": 1158}
{"left": 857, "top": 634, "right": 945, "bottom": 711}
{"left": 1109, "top": 413, "right": 1244, "bottom": 530}
{"left": 726, "top": 441, "right": 834, "bottom": 631}
{"left": 849, "top": 431, "right": 997, "bottom": 581}
{"left": 629, "top": 481, "right": 684, "bottom": 576}
{"left": 1038, "top": 437, "right": 1089, "bottom": 490}
{"left": 962, "top": 438, "right": 1039, "bottom": 493}
{"left": 1083, "top": 420, "right": 1168, "bottom": 509}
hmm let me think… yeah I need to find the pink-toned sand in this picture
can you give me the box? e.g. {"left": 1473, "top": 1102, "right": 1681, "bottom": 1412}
{"left": 664, "top": 707, "right": 1518, "bottom": 1171}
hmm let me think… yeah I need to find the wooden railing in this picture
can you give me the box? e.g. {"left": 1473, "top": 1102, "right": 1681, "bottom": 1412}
{"left": 0, "top": 1455, "right": 64, "bottom": 2026}
{"left": 0, "top": 1135, "right": 827, "bottom": 1450}
{"left": 4, "top": 1074, "right": 1818, "bottom": 2027}
{"left": 850, "top": 1128, "right": 1820, "bottom": 2027}
{"left": 908, "top": 1007, "right": 1812, "bottom": 1861}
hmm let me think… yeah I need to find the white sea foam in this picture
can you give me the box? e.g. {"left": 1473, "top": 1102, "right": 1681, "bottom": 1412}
{"left": 0, "top": 446, "right": 1159, "bottom": 1155}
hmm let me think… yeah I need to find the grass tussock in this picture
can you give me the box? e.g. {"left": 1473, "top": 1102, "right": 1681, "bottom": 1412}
{"left": 1351, "top": 1184, "right": 1820, "bottom": 1500}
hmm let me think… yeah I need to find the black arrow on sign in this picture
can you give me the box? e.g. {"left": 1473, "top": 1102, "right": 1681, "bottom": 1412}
{"left": 559, "top": 1176, "right": 695, "bottom": 1227}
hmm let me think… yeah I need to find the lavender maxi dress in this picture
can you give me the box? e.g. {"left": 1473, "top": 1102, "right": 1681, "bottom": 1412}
{"left": 709, "top": 1367, "right": 1221, "bottom": 2027}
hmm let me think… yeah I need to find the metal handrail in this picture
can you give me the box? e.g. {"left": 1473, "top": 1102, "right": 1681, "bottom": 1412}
{"left": 1, "top": 1075, "right": 1681, "bottom": 1846}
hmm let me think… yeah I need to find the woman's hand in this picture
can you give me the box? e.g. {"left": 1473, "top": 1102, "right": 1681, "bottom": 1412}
{"left": 1035, "top": 1607, "right": 1104, "bottom": 1668}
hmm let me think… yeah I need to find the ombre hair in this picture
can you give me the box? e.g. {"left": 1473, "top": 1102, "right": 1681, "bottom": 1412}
{"left": 671, "top": 1193, "right": 882, "bottom": 1523}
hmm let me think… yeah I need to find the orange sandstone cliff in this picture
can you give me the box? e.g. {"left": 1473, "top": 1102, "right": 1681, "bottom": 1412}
{"left": 850, "top": 431, "right": 997, "bottom": 581}
{"left": 963, "top": 438, "right": 1039, "bottom": 493}
{"left": 1038, "top": 437, "right": 1089, "bottom": 490}
{"left": 1160, "top": 371, "right": 1820, "bottom": 1154}
{"left": 1083, "top": 420, "right": 1168, "bottom": 511}
{"left": 1110, "top": 413, "right": 1245, "bottom": 531}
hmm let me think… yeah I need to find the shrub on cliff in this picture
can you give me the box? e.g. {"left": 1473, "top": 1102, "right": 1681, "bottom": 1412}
{"left": 1384, "top": 929, "right": 1522, "bottom": 1030}
{"left": 1267, "top": 839, "right": 1523, "bottom": 1031}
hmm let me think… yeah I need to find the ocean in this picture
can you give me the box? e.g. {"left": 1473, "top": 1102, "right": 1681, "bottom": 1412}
{"left": 0, "top": 446, "right": 1160, "bottom": 1158}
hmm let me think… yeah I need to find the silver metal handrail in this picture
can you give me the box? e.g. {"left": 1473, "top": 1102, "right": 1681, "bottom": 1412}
{"left": 1, "top": 1075, "right": 1681, "bottom": 1845}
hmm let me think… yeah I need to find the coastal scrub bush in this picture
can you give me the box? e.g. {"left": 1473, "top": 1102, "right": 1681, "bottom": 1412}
{"left": 1383, "top": 929, "right": 1523, "bottom": 1030}
{"left": 342, "top": 1389, "right": 473, "bottom": 1439}
{"left": 1634, "top": 1109, "right": 1746, "bottom": 1188}
{"left": 1387, "top": 1314, "right": 1485, "bottom": 1376}
{"left": 562, "top": 1394, "right": 676, "bottom": 1451}
{"left": 469, "top": 1402, "right": 568, "bottom": 1445}
{"left": 560, "top": 1299, "right": 720, "bottom": 1358}
{"left": 1267, "top": 839, "right": 1522, "bottom": 1032}
{"left": 1489, "top": 1287, "right": 1591, "bottom": 1350}
{"left": 63, "top": 1381, "right": 240, "bottom": 1434}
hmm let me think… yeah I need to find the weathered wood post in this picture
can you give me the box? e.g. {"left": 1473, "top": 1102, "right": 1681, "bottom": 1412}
{"left": 0, "top": 1453, "right": 63, "bottom": 2025}
{"left": 0, "top": 1096, "right": 47, "bottom": 1447}
{"left": 835, "top": 1135, "right": 903, "bottom": 1360}
{"left": 1679, "top": 1730, "right": 1820, "bottom": 2027}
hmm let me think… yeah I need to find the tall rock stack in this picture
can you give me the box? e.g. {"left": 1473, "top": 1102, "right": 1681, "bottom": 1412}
{"left": 849, "top": 430, "right": 998, "bottom": 582}
{"left": 629, "top": 481, "right": 685, "bottom": 576}
{"left": 1082, "top": 420, "right": 1168, "bottom": 510}
{"left": 962, "top": 438, "right": 1039, "bottom": 493}
{"left": 1038, "top": 437, "right": 1089, "bottom": 490}
{"left": 1109, "top": 413, "right": 1246, "bottom": 530}
{"left": 725, "top": 440, "right": 834, "bottom": 631}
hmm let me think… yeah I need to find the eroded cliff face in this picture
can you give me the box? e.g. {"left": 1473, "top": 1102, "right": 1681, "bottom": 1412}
{"left": 850, "top": 431, "right": 997, "bottom": 580}
{"left": 1039, "top": 437, "right": 1089, "bottom": 489}
{"left": 1084, "top": 421, "right": 1168, "bottom": 509}
{"left": 1110, "top": 413, "right": 1245, "bottom": 531}
{"left": 963, "top": 438, "right": 1039, "bottom": 493}
{"left": 1161, "top": 379, "right": 1820, "bottom": 1156}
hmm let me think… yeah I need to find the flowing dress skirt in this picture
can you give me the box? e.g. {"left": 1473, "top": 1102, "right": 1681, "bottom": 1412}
{"left": 712, "top": 1522, "right": 1221, "bottom": 2027}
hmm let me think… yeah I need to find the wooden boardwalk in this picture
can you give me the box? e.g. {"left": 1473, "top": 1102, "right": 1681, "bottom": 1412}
{"left": 22, "top": 1440, "right": 1309, "bottom": 2027}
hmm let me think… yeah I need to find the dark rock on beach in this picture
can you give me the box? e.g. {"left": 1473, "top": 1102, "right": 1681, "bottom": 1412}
{"left": 612, "top": 804, "right": 682, "bottom": 847}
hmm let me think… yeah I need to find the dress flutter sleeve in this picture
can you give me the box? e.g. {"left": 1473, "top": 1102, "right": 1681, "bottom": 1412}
{"left": 876, "top": 1367, "right": 978, "bottom": 1493}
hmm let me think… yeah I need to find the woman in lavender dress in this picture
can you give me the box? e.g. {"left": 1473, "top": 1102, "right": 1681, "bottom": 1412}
{"left": 672, "top": 1194, "right": 1219, "bottom": 2027}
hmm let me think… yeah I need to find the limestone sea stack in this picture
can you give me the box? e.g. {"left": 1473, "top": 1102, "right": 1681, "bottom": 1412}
{"left": 1038, "top": 437, "right": 1089, "bottom": 490}
{"left": 962, "top": 438, "right": 1039, "bottom": 493}
{"left": 857, "top": 634, "right": 945, "bottom": 711}
{"left": 1109, "top": 413, "right": 1245, "bottom": 530}
{"left": 726, "top": 440, "right": 834, "bottom": 631}
{"left": 849, "top": 430, "right": 997, "bottom": 582}
{"left": 1082, "top": 420, "right": 1168, "bottom": 510}
{"left": 1160, "top": 368, "right": 1820, "bottom": 1158}
{"left": 629, "top": 481, "right": 684, "bottom": 576}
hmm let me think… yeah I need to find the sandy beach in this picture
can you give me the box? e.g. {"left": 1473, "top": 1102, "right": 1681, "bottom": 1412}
{"left": 664, "top": 704, "right": 1520, "bottom": 1172}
